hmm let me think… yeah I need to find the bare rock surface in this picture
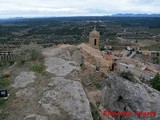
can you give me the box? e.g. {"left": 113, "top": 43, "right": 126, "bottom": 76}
{"left": 43, "top": 47, "right": 63, "bottom": 57}
{"left": 42, "top": 45, "right": 93, "bottom": 119}
{"left": 24, "top": 114, "right": 48, "bottom": 120}
{"left": 5, "top": 44, "right": 94, "bottom": 120}
{"left": 16, "top": 88, "right": 34, "bottom": 97}
{"left": 45, "top": 57, "right": 79, "bottom": 76}
{"left": 101, "top": 73, "right": 160, "bottom": 120}
{"left": 40, "top": 77, "right": 93, "bottom": 120}
{"left": 13, "top": 71, "right": 36, "bottom": 88}
{"left": 43, "top": 45, "right": 84, "bottom": 66}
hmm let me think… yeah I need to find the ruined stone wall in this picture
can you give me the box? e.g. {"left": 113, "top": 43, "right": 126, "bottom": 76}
{"left": 0, "top": 51, "right": 14, "bottom": 61}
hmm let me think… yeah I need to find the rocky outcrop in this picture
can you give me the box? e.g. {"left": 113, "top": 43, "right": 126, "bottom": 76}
{"left": 45, "top": 57, "right": 79, "bottom": 76}
{"left": 42, "top": 44, "right": 93, "bottom": 120}
{"left": 40, "top": 77, "right": 93, "bottom": 120}
{"left": 43, "top": 44, "right": 84, "bottom": 66}
{"left": 24, "top": 114, "right": 48, "bottom": 120}
{"left": 101, "top": 73, "right": 160, "bottom": 120}
{"left": 13, "top": 71, "right": 36, "bottom": 88}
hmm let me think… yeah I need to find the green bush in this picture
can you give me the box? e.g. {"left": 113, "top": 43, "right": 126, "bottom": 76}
{"left": 31, "top": 64, "right": 44, "bottom": 73}
{"left": 0, "top": 99, "right": 5, "bottom": 108}
{"left": 120, "top": 71, "right": 135, "bottom": 82}
{"left": 90, "top": 103, "right": 102, "bottom": 120}
{"left": 0, "top": 78, "right": 11, "bottom": 88}
{"left": 30, "top": 64, "right": 51, "bottom": 77}
{"left": 14, "top": 43, "right": 43, "bottom": 64}
{"left": 0, "top": 60, "right": 14, "bottom": 67}
{"left": 150, "top": 74, "right": 160, "bottom": 91}
{"left": 94, "top": 82, "right": 102, "bottom": 89}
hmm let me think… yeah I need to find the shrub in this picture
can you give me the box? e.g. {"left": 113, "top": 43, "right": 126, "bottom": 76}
{"left": 30, "top": 64, "right": 51, "bottom": 77}
{"left": 0, "top": 99, "right": 5, "bottom": 108}
{"left": 150, "top": 74, "right": 160, "bottom": 91}
{"left": 90, "top": 103, "right": 102, "bottom": 120}
{"left": 31, "top": 64, "right": 45, "bottom": 73}
{"left": 0, "top": 78, "right": 10, "bottom": 88}
{"left": 0, "top": 60, "right": 14, "bottom": 68}
{"left": 120, "top": 71, "right": 135, "bottom": 82}
{"left": 94, "top": 82, "right": 102, "bottom": 89}
{"left": 2, "top": 70, "right": 11, "bottom": 78}
{"left": 14, "top": 43, "right": 43, "bottom": 64}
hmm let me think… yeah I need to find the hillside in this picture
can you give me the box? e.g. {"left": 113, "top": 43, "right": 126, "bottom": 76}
{"left": 0, "top": 43, "right": 160, "bottom": 120}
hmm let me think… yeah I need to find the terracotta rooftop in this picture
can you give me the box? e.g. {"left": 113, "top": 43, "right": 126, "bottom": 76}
{"left": 103, "top": 54, "right": 112, "bottom": 60}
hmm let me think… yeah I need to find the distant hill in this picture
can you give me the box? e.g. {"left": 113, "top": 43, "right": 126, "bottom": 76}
{"left": 112, "top": 14, "right": 160, "bottom": 17}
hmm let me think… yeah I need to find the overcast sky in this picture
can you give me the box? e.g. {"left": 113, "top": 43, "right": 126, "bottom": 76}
{"left": 0, "top": 0, "right": 160, "bottom": 18}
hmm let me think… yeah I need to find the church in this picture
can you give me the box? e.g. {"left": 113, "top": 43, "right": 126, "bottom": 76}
{"left": 89, "top": 27, "right": 100, "bottom": 49}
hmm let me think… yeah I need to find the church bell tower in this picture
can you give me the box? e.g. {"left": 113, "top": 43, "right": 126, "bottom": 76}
{"left": 89, "top": 27, "right": 100, "bottom": 49}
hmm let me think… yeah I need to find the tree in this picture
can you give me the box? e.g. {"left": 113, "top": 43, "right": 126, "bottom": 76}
{"left": 154, "top": 57, "right": 160, "bottom": 64}
{"left": 150, "top": 74, "right": 160, "bottom": 91}
{"left": 120, "top": 71, "right": 135, "bottom": 82}
{"left": 13, "top": 43, "right": 44, "bottom": 64}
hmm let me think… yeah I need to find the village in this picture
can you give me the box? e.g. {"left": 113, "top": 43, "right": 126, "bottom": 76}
{"left": 0, "top": 25, "right": 160, "bottom": 120}
{"left": 82, "top": 27, "right": 160, "bottom": 81}
{"left": 1, "top": 0, "right": 160, "bottom": 118}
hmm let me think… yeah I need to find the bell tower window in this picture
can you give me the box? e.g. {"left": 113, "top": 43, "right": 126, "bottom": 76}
{"left": 94, "top": 39, "right": 97, "bottom": 45}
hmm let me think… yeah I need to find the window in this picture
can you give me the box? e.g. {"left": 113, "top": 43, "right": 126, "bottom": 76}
{"left": 94, "top": 39, "right": 97, "bottom": 45}
{"left": 1, "top": 91, "right": 5, "bottom": 95}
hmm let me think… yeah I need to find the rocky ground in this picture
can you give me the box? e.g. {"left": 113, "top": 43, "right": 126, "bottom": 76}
{"left": 100, "top": 73, "right": 160, "bottom": 120}
{"left": 1, "top": 44, "right": 93, "bottom": 120}
{"left": 0, "top": 44, "right": 160, "bottom": 120}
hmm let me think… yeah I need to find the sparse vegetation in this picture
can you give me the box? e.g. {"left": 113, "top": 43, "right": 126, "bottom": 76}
{"left": 0, "top": 17, "right": 160, "bottom": 50}
{"left": 14, "top": 43, "right": 44, "bottom": 64}
{"left": 90, "top": 103, "right": 102, "bottom": 120}
{"left": 0, "top": 60, "right": 14, "bottom": 68}
{"left": 30, "top": 64, "right": 51, "bottom": 77}
{"left": 120, "top": 71, "right": 135, "bottom": 82}
{"left": 153, "top": 57, "right": 160, "bottom": 64}
{"left": 150, "top": 74, "right": 160, "bottom": 91}
{"left": 0, "top": 78, "right": 11, "bottom": 88}
{"left": 100, "top": 47, "right": 105, "bottom": 51}
{"left": 31, "top": 64, "right": 45, "bottom": 73}
{"left": 0, "top": 99, "right": 6, "bottom": 108}
{"left": 94, "top": 82, "right": 102, "bottom": 89}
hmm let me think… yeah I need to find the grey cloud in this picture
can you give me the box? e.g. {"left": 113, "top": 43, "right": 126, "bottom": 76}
{"left": 0, "top": 0, "right": 160, "bottom": 18}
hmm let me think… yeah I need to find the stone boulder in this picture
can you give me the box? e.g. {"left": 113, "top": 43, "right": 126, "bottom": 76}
{"left": 40, "top": 77, "right": 93, "bottom": 120}
{"left": 45, "top": 57, "right": 79, "bottom": 77}
{"left": 2, "top": 70, "right": 11, "bottom": 77}
{"left": 101, "top": 74, "right": 160, "bottom": 120}
{"left": 13, "top": 72, "right": 36, "bottom": 88}
{"left": 24, "top": 114, "right": 48, "bottom": 120}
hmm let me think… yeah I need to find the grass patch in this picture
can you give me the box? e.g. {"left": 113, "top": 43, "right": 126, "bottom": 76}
{"left": 0, "top": 60, "right": 14, "bottom": 68}
{"left": 0, "top": 78, "right": 11, "bottom": 88}
{"left": 14, "top": 43, "right": 44, "bottom": 64}
{"left": 150, "top": 74, "right": 160, "bottom": 91}
{"left": 31, "top": 64, "right": 45, "bottom": 73}
{"left": 0, "top": 99, "right": 6, "bottom": 108}
{"left": 0, "top": 113, "right": 9, "bottom": 119}
{"left": 120, "top": 71, "right": 135, "bottom": 82}
{"left": 41, "top": 71, "right": 52, "bottom": 77}
{"left": 94, "top": 82, "right": 102, "bottom": 89}
{"left": 30, "top": 64, "right": 52, "bottom": 77}
{"left": 90, "top": 103, "right": 102, "bottom": 120}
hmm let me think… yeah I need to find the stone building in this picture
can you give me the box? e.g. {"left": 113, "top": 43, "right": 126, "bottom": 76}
{"left": 89, "top": 27, "right": 100, "bottom": 49}
{"left": 151, "top": 51, "right": 160, "bottom": 58}
{"left": 103, "top": 54, "right": 113, "bottom": 69}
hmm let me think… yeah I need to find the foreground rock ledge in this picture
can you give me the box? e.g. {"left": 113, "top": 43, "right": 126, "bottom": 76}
{"left": 101, "top": 74, "right": 160, "bottom": 120}
{"left": 40, "top": 77, "right": 93, "bottom": 120}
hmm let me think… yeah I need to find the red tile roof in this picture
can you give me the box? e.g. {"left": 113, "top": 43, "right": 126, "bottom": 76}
{"left": 103, "top": 54, "right": 112, "bottom": 60}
